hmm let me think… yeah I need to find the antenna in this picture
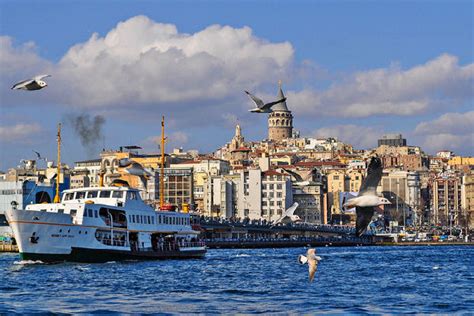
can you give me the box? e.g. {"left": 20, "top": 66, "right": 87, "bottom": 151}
{"left": 53, "top": 123, "right": 61, "bottom": 203}
{"left": 160, "top": 116, "right": 165, "bottom": 209}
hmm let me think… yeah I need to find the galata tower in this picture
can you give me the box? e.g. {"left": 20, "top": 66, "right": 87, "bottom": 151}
{"left": 268, "top": 81, "right": 293, "bottom": 141}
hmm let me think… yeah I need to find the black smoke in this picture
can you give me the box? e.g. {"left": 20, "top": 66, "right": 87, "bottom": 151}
{"left": 67, "top": 114, "right": 105, "bottom": 157}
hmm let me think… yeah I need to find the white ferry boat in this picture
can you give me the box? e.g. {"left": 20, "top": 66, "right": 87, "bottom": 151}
{"left": 5, "top": 186, "right": 206, "bottom": 263}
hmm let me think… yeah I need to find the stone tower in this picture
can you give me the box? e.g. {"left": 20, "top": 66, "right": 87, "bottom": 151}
{"left": 268, "top": 82, "right": 293, "bottom": 141}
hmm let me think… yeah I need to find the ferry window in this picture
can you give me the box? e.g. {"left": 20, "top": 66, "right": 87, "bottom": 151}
{"left": 70, "top": 209, "right": 77, "bottom": 217}
{"left": 64, "top": 193, "right": 74, "bottom": 200}
{"left": 132, "top": 215, "right": 135, "bottom": 223}
{"left": 127, "top": 191, "right": 138, "bottom": 200}
{"left": 58, "top": 209, "right": 64, "bottom": 214}
{"left": 88, "top": 209, "right": 93, "bottom": 217}
{"left": 99, "top": 191, "right": 111, "bottom": 198}
{"left": 151, "top": 217, "right": 155, "bottom": 225}
{"left": 76, "top": 191, "right": 86, "bottom": 199}
{"left": 112, "top": 191, "right": 123, "bottom": 199}
{"left": 129, "top": 215, "right": 132, "bottom": 223}
{"left": 87, "top": 191, "right": 98, "bottom": 198}
{"left": 94, "top": 210, "right": 98, "bottom": 218}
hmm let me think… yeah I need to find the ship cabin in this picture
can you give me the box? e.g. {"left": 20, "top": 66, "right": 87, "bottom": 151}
{"left": 23, "top": 187, "right": 193, "bottom": 235}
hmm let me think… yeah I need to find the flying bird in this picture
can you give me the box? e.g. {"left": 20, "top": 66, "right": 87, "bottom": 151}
{"left": 32, "top": 150, "right": 47, "bottom": 161}
{"left": 245, "top": 90, "right": 286, "bottom": 113}
{"left": 272, "top": 202, "right": 301, "bottom": 225}
{"left": 11, "top": 75, "right": 51, "bottom": 91}
{"left": 281, "top": 167, "right": 316, "bottom": 186}
{"left": 343, "top": 157, "right": 391, "bottom": 237}
{"left": 298, "top": 248, "right": 322, "bottom": 282}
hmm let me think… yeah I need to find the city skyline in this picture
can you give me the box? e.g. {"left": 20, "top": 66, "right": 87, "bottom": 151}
{"left": 0, "top": 0, "right": 473, "bottom": 170}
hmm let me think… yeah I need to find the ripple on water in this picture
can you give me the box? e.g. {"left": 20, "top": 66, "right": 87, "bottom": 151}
{"left": 0, "top": 246, "right": 473, "bottom": 314}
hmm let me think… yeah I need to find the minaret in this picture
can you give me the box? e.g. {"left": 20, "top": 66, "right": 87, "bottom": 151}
{"left": 268, "top": 81, "right": 293, "bottom": 141}
{"left": 231, "top": 124, "right": 244, "bottom": 150}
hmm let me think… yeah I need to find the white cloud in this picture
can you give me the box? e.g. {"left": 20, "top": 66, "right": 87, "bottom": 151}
{"left": 51, "top": 16, "right": 293, "bottom": 108}
{"left": 313, "top": 124, "right": 381, "bottom": 149}
{"left": 414, "top": 111, "right": 474, "bottom": 154}
{"left": 290, "top": 54, "right": 473, "bottom": 118}
{"left": 0, "top": 123, "right": 42, "bottom": 143}
{"left": 1, "top": 15, "right": 473, "bottom": 149}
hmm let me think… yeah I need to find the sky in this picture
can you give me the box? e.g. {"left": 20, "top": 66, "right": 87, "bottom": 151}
{"left": 0, "top": 0, "right": 473, "bottom": 170}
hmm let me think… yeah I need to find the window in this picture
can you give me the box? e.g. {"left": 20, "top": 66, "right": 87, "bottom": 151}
{"left": 151, "top": 217, "right": 155, "bottom": 225}
{"left": 70, "top": 209, "right": 77, "bottom": 217}
{"left": 94, "top": 210, "right": 98, "bottom": 218}
{"left": 64, "top": 193, "right": 74, "bottom": 201}
{"left": 277, "top": 192, "right": 282, "bottom": 198}
{"left": 87, "top": 191, "right": 98, "bottom": 198}
{"left": 277, "top": 184, "right": 282, "bottom": 190}
{"left": 112, "top": 191, "right": 123, "bottom": 198}
{"left": 99, "top": 191, "right": 111, "bottom": 198}
{"left": 58, "top": 209, "right": 64, "bottom": 214}
{"left": 76, "top": 191, "right": 86, "bottom": 199}
{"left": 127, "top": 191, "right": 138, "bottom": 200}
{"left": 88, "top": 209, "right": 93, "bottom": 217}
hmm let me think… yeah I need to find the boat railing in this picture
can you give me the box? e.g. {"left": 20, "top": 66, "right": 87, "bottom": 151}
{"left": 178, "top": 241, "right": 206, "bottom": 249}
{"left": 135, "top": 241, "right": 206, "bottom": 253}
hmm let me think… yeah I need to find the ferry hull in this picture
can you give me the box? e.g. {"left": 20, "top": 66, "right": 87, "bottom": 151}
{"left": 7, "top": 208, "right": 206, "bottom": 263}
{"left": 20, "top": 247, "right": 206, "bottom": 263}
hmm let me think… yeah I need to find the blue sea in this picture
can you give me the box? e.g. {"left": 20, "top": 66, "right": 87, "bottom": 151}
{"left": 0, "top": 246, "right": 473, "bottom": 314}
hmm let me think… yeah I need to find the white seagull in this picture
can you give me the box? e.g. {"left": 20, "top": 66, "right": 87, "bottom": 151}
{"left": 11, "top": 74, "right": 51, "bottom": 91}
{"left": 343, "top": 156, "right": 391, "bottom": 237}
{"left": 298, "top": 248, "right": 322, "bottom": 282}
{"left": 272, "top": 202, "right": 301, "bottom": 225}
{"left": 281, "top": 167, "right": 316, "bottom": 186}
{"left": 245, "top": 90, "right": 286, "bottom": 113}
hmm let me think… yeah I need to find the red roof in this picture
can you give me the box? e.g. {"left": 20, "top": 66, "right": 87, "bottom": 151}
{"left": 263, "top": 169, "right": 286, "bottom": 177}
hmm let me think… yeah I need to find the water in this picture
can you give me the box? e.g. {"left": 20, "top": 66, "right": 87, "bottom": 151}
{"left": 1, "top": 246, "right": 473, "bottom": 314}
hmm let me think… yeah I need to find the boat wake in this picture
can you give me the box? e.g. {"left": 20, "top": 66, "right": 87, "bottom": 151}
{"left": 13, "top": 260, "right": 44, "bottom": 265}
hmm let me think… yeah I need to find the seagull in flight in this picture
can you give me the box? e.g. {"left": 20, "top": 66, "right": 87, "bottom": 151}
{"left": 245, "top": 90, "right": 286, "bottom": 113}
{"left": 281, "top": 167, "right": 316, "bottom": 186}
{"left": 11, "top": 74, "right": 51, "bottom": 91}
{"left": 343, "top": 156, "right": 391, "bottom": 237}
{"left": 298, "top": 248, "right": 322, "bottom": 282}
{"left": 272, "top": 202, "right": 301, "bottom": 225}
{"left": 32, "top": 150, "right": 47, "bottom": 162}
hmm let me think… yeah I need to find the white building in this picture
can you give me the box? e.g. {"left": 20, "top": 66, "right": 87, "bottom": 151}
{"left": 72, "top": 159, "right": 102, "bottom": 188}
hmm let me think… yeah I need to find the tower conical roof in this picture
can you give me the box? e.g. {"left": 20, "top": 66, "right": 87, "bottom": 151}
{"left": 272, "top": 82, "right": 289, "bottom": 111}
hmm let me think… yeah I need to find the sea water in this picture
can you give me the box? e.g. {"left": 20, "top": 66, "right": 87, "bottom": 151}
{"left": 0, "top": 246, "right": 473, "bottom": 314}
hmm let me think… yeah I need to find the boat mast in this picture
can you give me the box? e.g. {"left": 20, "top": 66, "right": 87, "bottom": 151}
{"left": 160, "top": 116, "right": 165, "bottom": 209}
{"left": 53, "top": 123, "right": 61, "bottom": 203}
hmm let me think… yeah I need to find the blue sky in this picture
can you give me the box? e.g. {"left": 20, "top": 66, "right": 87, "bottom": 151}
{"left": 0, "top": 0, "right": 473, "bottom": 170}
